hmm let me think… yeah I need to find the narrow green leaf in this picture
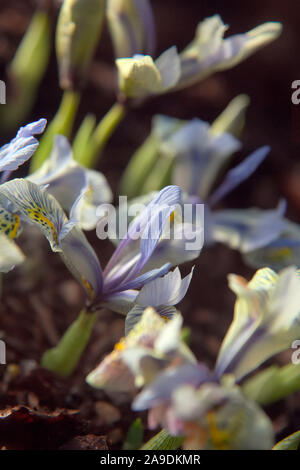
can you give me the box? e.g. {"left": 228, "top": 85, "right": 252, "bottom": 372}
{"left": 1, "top": 10, "right": 51, "bottom": 131}
{"left": 123, "top": 418, "right": 144, "bottom": 450}
{"left": 141, "top": 429, "right": 184, "bottom": 450}
{"left": 273, "top": 431, "right": 300, "bottom": 450}
{"left": 242, "top": 365, "right": 279, "bottom": 404}
{"left": 141, "top": 153, "right": 174, "bottom": 195}
{"left": 181, "top": 327, "right": 191, "bottom": 345}
{"left": 210, "top": 94, "right": 250, "bottom": 138}
{"left": 73, "top": 114, "right": 96, "bottom": 165}
{"left": 84, "top": 102, "right": 126, "bottom": 168}
{"left": 30, "top": 90, "right": 80, "bottom": 172}
{"left": 41, "top": 309, "right": 98, "bottom": 377}
{"left": 243, "top": 363, "right": 300, "bottom": 406}
{"left": 119, "top": 135, "right": 160, "bottom": 199}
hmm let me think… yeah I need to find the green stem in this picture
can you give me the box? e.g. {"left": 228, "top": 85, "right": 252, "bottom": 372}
{"left": 30, "top": 90, "right": 80, "bottom": 172}
{"left": 41, "top": 308, "right": 98, "bottom": 377}
{"left": 83, "top": 102, "right": 126, "bottom": 168}
{"left": 141, "top": 153, "right": 174, "bottom": 194}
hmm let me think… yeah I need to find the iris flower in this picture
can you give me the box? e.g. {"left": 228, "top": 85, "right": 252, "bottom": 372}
{"left": 29, "top": 135, "right": 112, "bottom": 230}
{"left": 0, "top": 234, "right": 25, "bottom": 273}
{"left": 121, "top": 112, "right": 286, "bottom": 259}
{"left": 135, "top": 377, "right": 274, "bottom": 450}
{"left": 130, "top": 267, "right": 300, "bottom": 395}
{"left": 87, "top": 307, "right": 275, "bottom": 450}
{"left": 176, "top": 15, "right": 281, "bottom": 90}
{"left": 86, "top": 307, "right": 196, "bottom": 393}
{"left": 243, "top": 220, "right": 300, "bottom": 270}
{"left": 0, "top": 182, "right": 197, "bottom": 313}
{"left": 93, "top": 266, "right": 300, "bottom": 449}
{"left": 162, "top": 115, "right": 300, "bottom": 270}
{"left": 146, "top": 113, "right": 289, "bottom": 258}
{"left": 215, "top": 266, "right": 300, "bottom": 381}
{"left": 0, "top": 118, "right": 46, "bottom": 272}
{"left": 116, "top": 15, "right": 281, "bottom": 99}
{"left": 0, "top": 119, "right": 46, "bottom": 177}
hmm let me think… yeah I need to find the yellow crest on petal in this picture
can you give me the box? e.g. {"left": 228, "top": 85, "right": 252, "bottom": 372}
{"left": 0, "top": 208, "right": 22, "bottom": 240}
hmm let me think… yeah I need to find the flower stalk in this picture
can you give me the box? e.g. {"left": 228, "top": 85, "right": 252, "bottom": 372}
{"left": 119, "top": 134, "right": 160, "bottom": 198}
{"left": 41, "top": 308, "right": 98, "bottom": 377}
{"left": 78, "top": 102, "right": 126, "bottom": 168}
{"left": 30, "top": 90, "right": 80, "bottom": 172}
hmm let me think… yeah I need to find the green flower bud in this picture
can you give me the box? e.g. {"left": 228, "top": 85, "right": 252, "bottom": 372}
{"left": 56, "top": 0, "right": 106, "bottom": 90}
{"left": 107, "top": 0, "right": 156, "bottom": 58}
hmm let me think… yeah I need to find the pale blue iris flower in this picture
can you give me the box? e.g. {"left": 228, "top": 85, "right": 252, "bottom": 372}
{"left": 210, "top": 202, "right": 287, "bottom": 254}
{"left": 87, "top": 264, "right": 300, "bottom": 447}
{"left": 0, "top": 119, "right": 46, "bottom": 272}
{"left": 29, "top": 135, "right": 113, "bottom": 230}
{"left": 176, "top": 15, "right": 281, "bottom": 91}
{"left": 132, "top": 366, "right": 274, "bottom": 450}
{"left": 112, "top": 190, "right": 203, "bottom": 274}
{"left": 98, "top": 185, "right": 195, "bottom": 313}
{"left": 243, "top": 220, "right": 300, "bottom": 270}
{"left": 128, "top": 266, "right": 300, "bottom": 448}
{"left": 205, "top": 155, "right": 300, "bottom": 268}
{"left": 215, "top": 266, "right": 300, "bottom": 381}
{"left": 136, "top": 377, "right": 274, "bottom": 450}
{"left": 116, "top": 15, "right": 281, "bottom": 99}
{"left": 203, "top": 146, "right": 287, "bottom": 253}
{"left": 168, "top": 117, "right": 242, "bottom": 200}
{"left": 132, "top": 267, "right": 300, "bottom": 412}
{"left": 0, "top": 119, "right": 46, "bottom": 178}
{"left": 0, "top": 181, "right": 194, "bottom": 314}
{"left": 167, "top": 114, "right": 300, "bottom": 265}
{"left": 142, "top": 114, "right": 285, "bottom": 257}
{"left": 118, "top": 114, "right": 280, "bottom": 262}
{"left": 107, "top": 308, "right": 273, "bottom": 449}
{"left": 0, "top": 128, "right": 112, "bottom": 270}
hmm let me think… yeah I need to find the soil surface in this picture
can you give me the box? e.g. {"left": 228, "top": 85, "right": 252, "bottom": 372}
{"left": 0, "top": 0, "right": 300, "bottom": 449}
